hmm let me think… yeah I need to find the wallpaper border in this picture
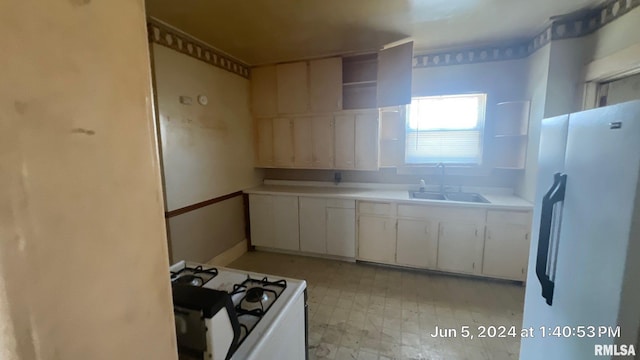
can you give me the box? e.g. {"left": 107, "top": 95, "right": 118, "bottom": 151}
{"left": 147, "top": 18, "right": 250, "bottom": 79}
{"left": 414, "top": 0, "right": 640, "bottom": 68}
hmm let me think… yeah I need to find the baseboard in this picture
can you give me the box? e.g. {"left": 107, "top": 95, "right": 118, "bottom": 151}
{"left": 207, "top": 239, "right": 248, "bottom": 267}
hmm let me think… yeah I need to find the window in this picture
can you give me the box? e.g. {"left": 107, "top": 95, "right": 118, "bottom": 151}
{"left": 405, "top": 93, "right": 486, "bottom": 165}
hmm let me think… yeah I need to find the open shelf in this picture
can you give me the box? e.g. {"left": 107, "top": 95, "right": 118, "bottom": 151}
{"left": 342, "top": 53, "right": 378, "bottom": 110}
{"left": 491, "top": 100, "right": 530, "bottom": 170}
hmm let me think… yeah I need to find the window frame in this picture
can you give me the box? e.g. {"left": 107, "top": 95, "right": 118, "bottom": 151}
{"left": 403, "top": 93, "right": 488, "bottom": 167}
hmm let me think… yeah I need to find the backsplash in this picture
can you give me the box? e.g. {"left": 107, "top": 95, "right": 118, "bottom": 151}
{"left": 264, "top": 168, "right": 519, "bottom": 189}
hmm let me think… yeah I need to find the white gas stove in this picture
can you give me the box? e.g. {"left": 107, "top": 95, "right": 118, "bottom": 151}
{"left": 170, "top": 261, "right": 308, "bottom": 360}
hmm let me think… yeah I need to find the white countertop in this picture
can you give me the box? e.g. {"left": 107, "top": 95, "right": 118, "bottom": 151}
{"left": 244, "top": 180, "right": 533, "bottom": 211}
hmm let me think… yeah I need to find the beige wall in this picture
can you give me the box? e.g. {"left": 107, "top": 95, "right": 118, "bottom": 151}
{"left": 168, "top": 196, "right": 246, "bottom": 263}
{"left": 152, "top": 43, "right": 262, "bottom": 262}
{"left": 516, "top": 45, "right": 551, "bottom": 202}
{"left": 0, "top": 1, "right": 176, "bottom": 359}
{"left": 588, "top": 6, "right": 640, "bottom": 62}
{"left": 152, "top": 44, "right": 262, "bottom": 211}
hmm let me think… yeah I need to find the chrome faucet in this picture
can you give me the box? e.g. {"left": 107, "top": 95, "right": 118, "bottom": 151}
{"left": 436, "top": 162, "right": 446, "bottom": 194}
{"left": 419, "top": 179, "right": 426, "bottom": 192}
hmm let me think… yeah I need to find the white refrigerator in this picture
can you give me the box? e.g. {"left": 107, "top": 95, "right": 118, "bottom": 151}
{"left": 520, "top": 100, "right": 640, "bottom": 359}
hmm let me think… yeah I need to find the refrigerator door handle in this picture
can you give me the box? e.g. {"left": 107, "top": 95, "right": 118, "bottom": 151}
{"left": 536, "top": 172, "right": 567, "bottom": 306}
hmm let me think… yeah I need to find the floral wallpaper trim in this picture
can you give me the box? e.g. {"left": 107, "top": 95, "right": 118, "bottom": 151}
{"left": 147, "top": 18, "right": 250, "bottom": 79}
{"left": 414, "top": 0, "right": 640, "bottom": 68}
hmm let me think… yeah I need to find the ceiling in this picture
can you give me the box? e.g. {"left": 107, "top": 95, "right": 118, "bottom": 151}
{"left": 146, "top": 0, "right": 602, "bottom": 66}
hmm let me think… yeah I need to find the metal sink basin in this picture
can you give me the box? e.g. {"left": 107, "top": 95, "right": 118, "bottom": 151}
{"left": 408, "top": 191, "right": 490, "bottom": 203}
{"left": 408, "top": 191, "right": 447, "bottom": 200}
{"left": 444, "top": 192, "right": 490, "bottom": 204}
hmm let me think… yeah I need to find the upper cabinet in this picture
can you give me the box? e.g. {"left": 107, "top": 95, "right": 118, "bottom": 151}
{"left": 377, "top": 42, "right": 413, "bottom": 108}
{"left": 309, "top": 57, "right": 343, "bottom": 112}
{"left": 250, "top": 42, "right": 413, "bottom": 117}
{"left": 276, "top": 62, "right": 309, "bottom": 114}
{"left": 342, "top": 41, "right": 414, "bottom": 110}
{"left": 250, "top": 43, "right": 412, "bottom": 170}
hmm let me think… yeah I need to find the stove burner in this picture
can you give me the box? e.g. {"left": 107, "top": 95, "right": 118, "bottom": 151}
{"left": 170, "top": 265, "right": 218, "bottom": 287}
{"left": 245, "top": 287, "right": 268, "bottom": 303}
{"left": 175, "top": 274, "right": 204, "bottom": 287}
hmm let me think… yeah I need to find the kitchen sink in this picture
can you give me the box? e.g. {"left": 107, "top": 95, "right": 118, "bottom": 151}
{"left": 408, "top": 191, "right": 447, "bottom": 200}
{"left": 408, "top": 191, "right": 490, "bottom": 203}
{"left": 443, "top": 192, "right": 490, "bottom": 203}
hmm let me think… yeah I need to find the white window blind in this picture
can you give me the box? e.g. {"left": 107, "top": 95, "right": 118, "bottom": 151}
{"left": 405, "top": 94, "right": 486, "bottom": 165}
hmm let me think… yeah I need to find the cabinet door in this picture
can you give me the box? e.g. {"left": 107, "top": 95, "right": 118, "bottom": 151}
{"left": 396, "top": 219, "right": 438, "bottom": 268}
{"left": 334, "top": 115, "right": 355, "bottom": 169}
{"left": 311, "top": 116, "right": 334, "bottom": 169}
{"left": 251, "top": 65, "right": 278, "bottom": 117}
{"left": 358, "top": 215, "right": 396, "bottom": 263}
{"left": 377, "top": 42, "right": 413, "bottom": 107}
{"left": 293, "top": 117, "right": 313, "bottom": 168}
{"left": 437, "top": 221, "right": 482, "bottom": 274}
{"left": 483, "top": 224, "right": 530, "bottom": 280}
{"left": 309, "top": 57, "right": 342, "bottom": 112}
{"left": 299, "top": 197, "right": 326, "bottom": 254}
{"left": 326, "top": 208, "right": 355, "bottom": 258}
{"left": 355, "top": 113, "right": 379, "bottom": 170}
{"left": 256, "top": 118, "right": 274, "bottom": 167}
{"left": 272, "top": 196, "right": 300, "bottom": 251}
{"left": 276, "top": 62, "right": 309, "bottom": 114}
{"left": 273, "top": 118, "right": 294, "bottom": 167}
{"left": 249, "top": 195, "right": 274, "bottom": 247}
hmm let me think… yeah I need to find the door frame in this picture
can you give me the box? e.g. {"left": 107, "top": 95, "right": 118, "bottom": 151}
{"left": 583, "top": 43, "right": 640, "bottom": 109}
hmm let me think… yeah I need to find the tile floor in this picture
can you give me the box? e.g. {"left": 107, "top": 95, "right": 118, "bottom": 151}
{"left": 229, "top": 251, "right": 524, "bottom": 360}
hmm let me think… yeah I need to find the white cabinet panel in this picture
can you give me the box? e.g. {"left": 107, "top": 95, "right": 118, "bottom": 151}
{"left": 250, "top": 65, "right": 278, "bottom": 117}
{"left": 276, "top": 62, "right": 308, "bottom": 114}
{"left": 309, "top": 57, "right": 342, "bottom": 112}
{"left": 299, "top": 197, "right": 326, "bottom": 254}
{"left": 273, "top": 118, "right": 294, "bottom": 167}
{"left": 377, "top": 42, "right": 413, "bottom": 108}
{"left": 311, "top": 116, "right": 334, "bottom": 169}
{"left": 326, "top": 207, "right": 355, "bottom": 257}
{"left": 256, "top": 118, "right": 274, "bottom": 167}
{"left": 272, "top": 196, "right": 300, "bottom": 251}
{"left": 437, "top": 221, "right": 482, "bottom": 274}
{"left": 483, "top": 221, "right": 530, "bottom": 281}
{"left": 293, "top": 117, "right": 313, "bottom": 168}
{"left": 396, "top": 219, "right": 438, "bottom": 268}
{"left": 358, "top": 215, "right": 396, "bottom": 263}
{"left": 334, "top": 115, "right": 355, "bottom": 169}
{"left": 249, "top": 194, "right": 274, "bottom": 247}
{"left": 355, "top": 113, "right": 379, "bottom": 170}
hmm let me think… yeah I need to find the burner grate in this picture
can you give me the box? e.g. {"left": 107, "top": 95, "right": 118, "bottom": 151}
{"left": 170, "top": 265, "right": 218, "bottom": 287}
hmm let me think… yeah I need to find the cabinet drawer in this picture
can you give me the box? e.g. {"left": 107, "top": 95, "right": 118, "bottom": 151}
{"left": 326, "top": 199, "right": 355, "bottom": 209}
{"left": 487, "top": 210, "right": 532, "bottom": 226}
{"left": 358, "top": 201, "right": 395, "bottom": 216}
{"left": 398, "top": 204, "right": 484, "bottom": 222}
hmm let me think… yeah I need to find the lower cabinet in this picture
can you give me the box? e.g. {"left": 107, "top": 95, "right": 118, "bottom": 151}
{"left": 357, "top": 215, "right": 396, "bottom": 263}
{"left": 326, "top": 207, "right": 356, "bottom": 257}
{"left": 262, "top": 196, "right": 356, "bottom": 257}
{"left": 396, "top": 219, "right": 438, "bottom": 268}
{"left": 250, "top": 194, "right": 532, "bottom": 281}
{"left": 482, "top": 210, "right": 531, "bottom": 281}
{"left": 436, "top": 221, "right": 483, "bottom": 275}
{"left": 249, "top": 194, "right": 299, "bottom": 251}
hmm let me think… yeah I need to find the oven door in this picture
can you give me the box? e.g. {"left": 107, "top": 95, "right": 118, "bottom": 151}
{"left": 174, "top": 306, "right": 207, "bottom": 359}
